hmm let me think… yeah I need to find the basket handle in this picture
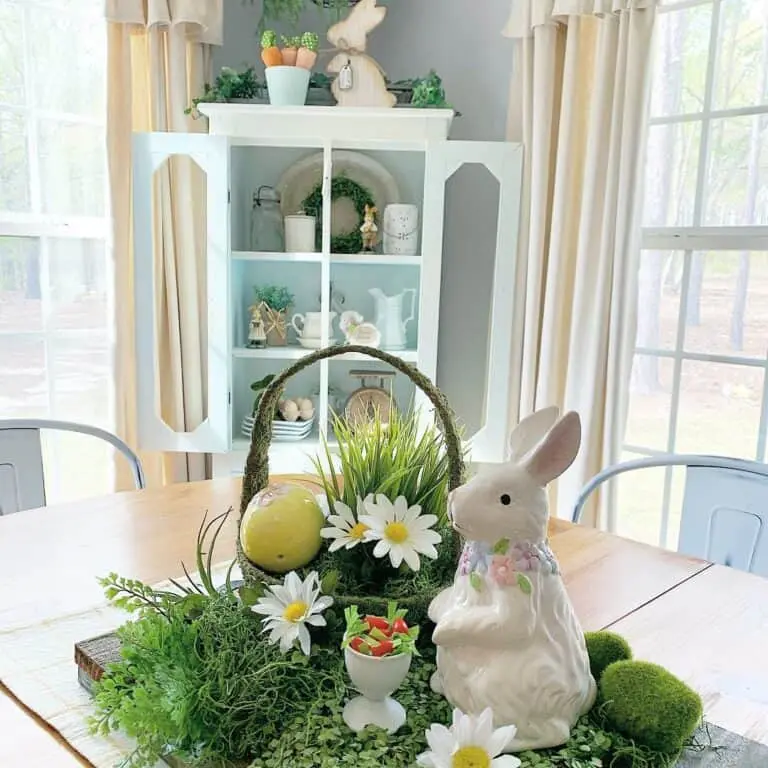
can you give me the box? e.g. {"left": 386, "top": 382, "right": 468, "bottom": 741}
{"left": 239, "top": 344, "right": 465, "bottom": 516}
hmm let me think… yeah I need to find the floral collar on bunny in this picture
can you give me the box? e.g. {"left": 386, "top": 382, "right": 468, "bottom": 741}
{"left": 458, "top": 539, "right": 559, "bottom": 594}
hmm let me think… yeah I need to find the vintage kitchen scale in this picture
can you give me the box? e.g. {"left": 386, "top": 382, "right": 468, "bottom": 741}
{"left": 343, "top": 369, "right": 396, "bottom": 427}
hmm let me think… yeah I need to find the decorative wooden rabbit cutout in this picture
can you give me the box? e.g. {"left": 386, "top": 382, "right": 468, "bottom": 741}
{"left": 326, "top": 0, "right": 396, "bottom": 108}
{"left": 429, "top": 408, "right": 596, "bottom": 752}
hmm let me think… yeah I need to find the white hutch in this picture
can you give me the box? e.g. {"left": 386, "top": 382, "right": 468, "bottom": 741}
{"left": 132, "top": 105, "right": 522, "bottom": 476}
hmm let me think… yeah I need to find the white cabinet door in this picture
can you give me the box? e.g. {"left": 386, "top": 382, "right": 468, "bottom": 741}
{"left": 423, "top": 141, "right": 523, "bottom": 464}
{"left": 132, "top": 133, "right": 231, "bottom": 453}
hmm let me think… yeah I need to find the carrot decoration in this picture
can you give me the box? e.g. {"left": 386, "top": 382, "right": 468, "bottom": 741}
{"left": 281, "top": 35, "right": 300, "bottom": 67}
{"left": 296, "top": 32, "right": 319, "bottom": 70}
{"left": 261, "top": 30, "right": 283, "bottom": 68}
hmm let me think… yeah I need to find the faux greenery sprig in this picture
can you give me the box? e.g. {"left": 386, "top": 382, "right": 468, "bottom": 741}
{"left": 253, "top": 284, "right": 294, "bottom": 311}
{"left": 185, "top": 66, "right": 264, "bottom": 116}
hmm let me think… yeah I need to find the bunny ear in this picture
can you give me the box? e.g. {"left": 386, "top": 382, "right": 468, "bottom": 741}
{"left": 523, "top": 411, "right": 581, "bottom": 487}
{"left": 508, "top": 406, "right": 560, "bottom": 462}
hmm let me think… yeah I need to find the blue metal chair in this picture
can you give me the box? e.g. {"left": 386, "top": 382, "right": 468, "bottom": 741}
{"left": 0, "top": 419, "right": 145, "bottom": 515}
{"left": 572, "top": 455, "right": 768, "bottom": 577}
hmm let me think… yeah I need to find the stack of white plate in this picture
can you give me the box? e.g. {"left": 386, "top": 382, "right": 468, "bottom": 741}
{"left": 241, "top": 415, "right": 315, "bottom": 442}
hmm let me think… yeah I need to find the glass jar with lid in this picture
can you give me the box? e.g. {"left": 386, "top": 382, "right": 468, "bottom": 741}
{"left": 250, "top": 186, "right": 284, "bottom": 252}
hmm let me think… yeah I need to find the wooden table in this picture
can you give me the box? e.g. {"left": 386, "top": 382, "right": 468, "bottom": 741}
{"left": 1, "top": 478, "right": 766, "bottom": 766}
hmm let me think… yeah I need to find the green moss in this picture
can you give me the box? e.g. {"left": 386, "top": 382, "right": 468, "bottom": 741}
{"left": 600, "top": 660, "right": 703, "bottom": 754}
{"left": 585, "top": 631, "right": 633, "bottom": 681}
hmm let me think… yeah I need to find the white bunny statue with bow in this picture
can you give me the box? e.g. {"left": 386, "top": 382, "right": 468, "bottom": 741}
{"left": 326, "top": 0, "right": 396, "bottom": 108}
{"left": 429, "top": 407, "right": 596, "bottom": 751}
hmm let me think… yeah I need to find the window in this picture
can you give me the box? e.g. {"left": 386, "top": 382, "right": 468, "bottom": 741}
{"left": 621, "top": 0, "right": 768, "bottom": 546}
{"left": 0, "top": 0, "right": 113, "bottom": 503}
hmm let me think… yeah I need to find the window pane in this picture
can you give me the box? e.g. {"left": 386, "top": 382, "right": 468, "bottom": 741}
{"left": 627, "top": 355, "right": 674, "bottom": 451}
{"left": 0, "top": 110, "right": 31, "bottom": 212}
{"left": 48, "top": 238, "right": 108, "bottom": 331}
{"left": 643, "top": 122, "right": 701, "bottom": 226}
{"left": 682, "top": 251, "right": 768, "bottom": 358}
{"left": 635, "top": 250, "right": 683, "bottom": 351}
{"left": 28, "top": 3, "right": 106, "bottom": 117}
{"left": 0, "top": 236, "right": 42, "bottom": 332}
{"left": 615, "top": 455, "right": 667, "bottom": 546}
{"left": 676, "top": 360, "right": 763, "bottom": 459}
{"left": 50, "top": 334, "right": 110, "bottom": 426}
{"left": 0, "top": 1, "right": 25, "bottom": 105}
{"left": 38, "top": 119, "right": 106, "bottom": 216}
{"left": 0, "top": 336, "right": 48, "bottom": 417}
{"left": 651, "top": 4, "right": 712, "bottom": 117}
{"left": 714, "top": 0, "right": 768, "bottom": 111}
{"left": 703, "top": 114, "right": 768, "bottom": 226}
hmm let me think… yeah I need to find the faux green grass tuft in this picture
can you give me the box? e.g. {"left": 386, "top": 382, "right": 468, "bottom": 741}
{"left": 585, "top": 631, "right": 633, "bottom": 682}
{"left": 600, "top": 659, "right": 703, "bottom": 755}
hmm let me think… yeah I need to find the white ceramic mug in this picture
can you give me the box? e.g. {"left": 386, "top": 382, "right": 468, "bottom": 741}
{"left": 291, "top": 311, "right": 337, "bottom": 339}
{"left": 284, "top": 214, "right": 317, "bottom": 253}
{"left": 383, "top": 204, "right": 419, "bottom": 256}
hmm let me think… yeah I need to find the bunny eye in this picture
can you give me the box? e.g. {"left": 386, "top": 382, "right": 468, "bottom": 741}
{"left": 500, "top": 494, "right": 511, "bottom": 506}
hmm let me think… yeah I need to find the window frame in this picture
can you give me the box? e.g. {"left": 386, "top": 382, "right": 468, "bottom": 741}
{"left": 630, "top": 0, "right": 768, "bottom": 545}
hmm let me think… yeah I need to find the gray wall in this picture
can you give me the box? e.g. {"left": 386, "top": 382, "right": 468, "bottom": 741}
{"left": 214, "top": 0, "right": 514, "bottom": 437}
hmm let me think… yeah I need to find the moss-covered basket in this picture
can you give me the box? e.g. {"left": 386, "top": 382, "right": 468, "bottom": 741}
{"left": 237, "top": 345, "right": 465, "bottom": 627}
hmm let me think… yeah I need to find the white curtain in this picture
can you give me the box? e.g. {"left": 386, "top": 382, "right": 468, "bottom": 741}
{"left": 503, "top": 0, "right": 657, "bottom": 526}
{"left": 105, "top": 0, "right": 223, "bottom": 488}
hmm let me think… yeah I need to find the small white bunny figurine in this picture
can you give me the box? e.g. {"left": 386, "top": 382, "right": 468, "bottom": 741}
{"left": 429, "top": 408, "right": 596, "bottom": 751}
{"left": 326, "top": 0, "right": 396, "bottom": 108}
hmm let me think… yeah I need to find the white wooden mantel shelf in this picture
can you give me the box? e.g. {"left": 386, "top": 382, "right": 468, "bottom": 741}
{"left": 197, "top": 104, "right": 455, "bottom": 144}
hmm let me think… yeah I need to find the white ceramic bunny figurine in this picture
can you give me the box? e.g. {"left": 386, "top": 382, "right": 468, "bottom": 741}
{"left": 429, "top": 407, "right": 596, "bottom": 751}
{"left": 326, "top": 0, "right": 396, "bottom": 108}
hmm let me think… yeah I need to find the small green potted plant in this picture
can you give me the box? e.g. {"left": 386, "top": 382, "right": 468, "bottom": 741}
{"left": 253, "top": 285, "right": 294, "bottom": 346}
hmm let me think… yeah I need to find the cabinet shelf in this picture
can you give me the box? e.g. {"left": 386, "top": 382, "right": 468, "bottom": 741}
{"left": 232, "top": 251, "right": 322, "bottom": 263}
{"left": 231, "top": 251, "right": 421, "bottom": 267}
{"left": 232, "top": 346, "right": 419, "bottom": 362}
{"left": 331, "top": 253, "right": 421, "bottom": 266}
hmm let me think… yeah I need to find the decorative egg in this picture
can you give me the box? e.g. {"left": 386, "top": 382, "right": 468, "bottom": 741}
{"left": 280, "top": 399, "right": 300, "bottom": 422}
{"left": 239, "top": 483, "right": 325, "bottom": 573}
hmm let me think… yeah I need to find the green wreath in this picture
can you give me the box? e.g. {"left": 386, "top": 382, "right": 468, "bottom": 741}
{"left": 301, "top": 175, "right": 376, "bottom": 254}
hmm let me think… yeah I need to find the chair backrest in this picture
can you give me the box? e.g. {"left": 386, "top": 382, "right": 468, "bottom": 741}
{"left": 573, "top": 455, "right": 768, "bottom": 577}
{"left": 0, "top": 419, "right": 145, "bottom": 515}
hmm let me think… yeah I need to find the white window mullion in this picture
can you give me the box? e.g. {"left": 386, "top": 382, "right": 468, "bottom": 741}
{"left": 757, "top": 363, "right": 768, "bottom": 462}
{"left": 659, "top": 250, "right": 695, "bottom": 547}
{"left": 691, "top": 0, "right": 721, "bottom": 228}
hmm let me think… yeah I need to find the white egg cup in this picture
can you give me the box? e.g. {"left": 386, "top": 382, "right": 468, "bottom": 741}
{"left": 343, "top": 647, "right": 412, "bottom": 734}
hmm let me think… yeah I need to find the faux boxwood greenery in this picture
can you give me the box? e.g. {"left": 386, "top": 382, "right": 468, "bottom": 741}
{"left": 301, "top": 175, "right": 376, "bottom": 254}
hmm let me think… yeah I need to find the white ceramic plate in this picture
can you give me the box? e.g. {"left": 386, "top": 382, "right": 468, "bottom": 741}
{"left": 297, "top": 337, "right": 338, "bottom": 349}
{"left": 276, "top": 151, "right": 401, "bottom": 230}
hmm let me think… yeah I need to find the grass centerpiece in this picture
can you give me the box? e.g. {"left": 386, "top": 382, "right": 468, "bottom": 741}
{"left": 238, "top": 345, "right": 465, "bottom": 631}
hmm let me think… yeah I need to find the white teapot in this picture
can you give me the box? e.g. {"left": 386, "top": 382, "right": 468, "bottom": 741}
{"left": 291, "top": 311, "right": 337, "bottom": 340}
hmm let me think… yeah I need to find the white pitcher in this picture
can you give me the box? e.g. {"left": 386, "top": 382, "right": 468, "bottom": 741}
{"left": 291, "top": 311, "right": 337, "bottom": 339}
{"left": 369, "top": 288, "right": 416, "bottom": 350}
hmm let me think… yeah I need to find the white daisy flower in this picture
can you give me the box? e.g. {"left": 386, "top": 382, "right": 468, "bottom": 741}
{"left": 320, "top": 497, "right": 372, "bottom": 551}
{"left": 250, "top": 571, "right": 333, "bottom": 656}
{"left": 417, "top": 708, "right": 521, "bottom": 768}
{"left": 358, "top": 495, "right": 442, "bottom": 571}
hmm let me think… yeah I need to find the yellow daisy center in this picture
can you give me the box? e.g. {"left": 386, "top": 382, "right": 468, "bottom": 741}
{"left": 384, "top": 521, "right": 409, "bottom": 544}
{"left": 283, "top": 601, "right": 308, "bottom": 622}
{"left": 452, "top": 746, "right": 491, "bottom": 768}
{"left": 349, "top": 522, "right": 369, "bottom": 540}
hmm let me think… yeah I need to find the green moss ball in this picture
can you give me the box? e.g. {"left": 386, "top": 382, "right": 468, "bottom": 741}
{"left": 600, "top": 660, "right": 703, "bottom": 754}
{"left": 584, "top": 631, "right": 633, "bottom": 681}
